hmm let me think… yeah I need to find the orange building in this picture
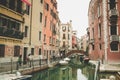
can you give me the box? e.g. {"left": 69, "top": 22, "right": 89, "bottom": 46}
{"left": 43, "top": 0, "right": 58, "bottom": 62}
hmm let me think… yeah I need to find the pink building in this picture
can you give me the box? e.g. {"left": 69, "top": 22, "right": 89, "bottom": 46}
{"left": 72, "top": 31, "right": 77, "bottom": 49}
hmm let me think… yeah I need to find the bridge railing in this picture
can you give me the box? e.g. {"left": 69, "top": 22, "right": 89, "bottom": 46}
{"left": 66, "top": 50, "right": 85, "bottom": 57}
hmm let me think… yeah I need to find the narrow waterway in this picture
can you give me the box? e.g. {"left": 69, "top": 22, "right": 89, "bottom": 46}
{"left": 31, "top": 62, "right": 95, "bottom": 80}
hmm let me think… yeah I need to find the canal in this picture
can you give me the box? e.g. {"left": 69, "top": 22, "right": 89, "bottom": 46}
{"left": 31, "top": 59, "right": 95, "bottom": 80}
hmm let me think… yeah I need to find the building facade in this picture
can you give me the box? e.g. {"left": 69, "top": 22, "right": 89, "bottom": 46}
{"left": 88, "top": 0, "right": 120, "bottom": 64}
{"left": 43, "top": 0, "right": 58, "bottom": 62}
{"left": 79, "top": 34, "right": 88, "bottom": 52}
{"left": 59, "top": 20, "right": 72, "bottom": 55}
{"left": 0, "top": 0, "right": 44, "bottom": 62}
{"left": 72, "top": 31, "right": 77, "bottom": 50}
{"left": 0, "top": 0, "right": 25, "bottom": 62}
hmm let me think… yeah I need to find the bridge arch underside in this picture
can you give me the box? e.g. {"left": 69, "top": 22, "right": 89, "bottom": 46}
{"left": 66, "top": 50, "right": 85, "bottom": 57}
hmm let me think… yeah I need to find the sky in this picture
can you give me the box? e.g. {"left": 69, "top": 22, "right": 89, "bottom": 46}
{"left": 57, "top": 0, "right": 91, "bottom": 37}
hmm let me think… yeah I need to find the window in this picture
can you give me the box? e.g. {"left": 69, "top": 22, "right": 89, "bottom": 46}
{"left": 44, "top": 34, "right": 46, "bottom": 42}
{"left": 0, "top": 44, "right": 5, "bottom": 57}
{"left": 92, "top": 28, "right": 94, "bottom": 39}
{"left": 99, "top": 44, "right": 102, "bottom": 50}
{"left": 110, "top": 25, "right": 117, "bottom": 35}
{"left": 68, "top": 34, "right": 70, "bottom": 40}
{"left": 9, "top": 0, "right": 15, "bottom": 10}
{"left": 40, "top": 12, "right": 43, "bottom": 22}
{"left": 97, "top": 4, "right": 101, "bottom": 17}
{"left": 39, "top": 48, "right": 41, "bottom": 55}
{"left": 0, "top": 0, "right": 7, "bottom": 6}
{"left": 14, "top": 46, "right": 20, "bottom": 57}
{"left": 49, "top": 37, "right": 52, "bottom": 44}
{"left": 63, "top": 41, "right": 65, "bottom": 47}
{"left": 50, "top": 21, "right": 52, "bottom": 31}
{"left": 52, "top": 24, "right": 56, "bottom": 35}
{"left": 98, "top": 24, "right": 101, "bottom": 38}
{"left": 109, "top": 0, "right": 116, "bottom": 9}
{"left": 0, "top": 16, "right": 21, "bottom": 31}
{"left": 62, "top": 26, "right": 66, "bottom": 31}
{"left": 110, "top": 42, "right": 118, "bottom": 51}
{"left": 63, "top": 34, "right": 66, "bottom": 39}
{"left": 16, "top": 0, "right": 22, "bottom": 13}
{"left": 40, "top": 0, "right": 43, "bottom": 3}
{"left": 25, "top": 26, "right": 28, "bottom": 37}
{"left": 45, "top": 3, "right": 49, "bottom": 11}
{"left": 92, "top": 45, "right": 94, "bottom": 50}
{"left": 39, "top": 31, "right": 41, "bottom": 40}
{"left": 26, "top": 5, "right": 30, "bottom": 15}
{"left": 0, "top": 0, "right": 22, "bottom": 14}
{"left": 68, "top": 27, "right": 70, "bottom": 32}
{"left": 31, "top": 48, "right": 34, "bottom": 55}
{"left": 44, "top": 50, "right": 46, "bottom": 56}
{"left": 44, "top": 16, "right": 47, "bottom": 27}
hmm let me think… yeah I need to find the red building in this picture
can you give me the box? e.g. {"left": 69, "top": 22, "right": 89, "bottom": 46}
{"left": 88, "top": 0, "right": 120, "bottom": 64}
{"left": 72, "top": 31, "right": 77, "bottom": 49}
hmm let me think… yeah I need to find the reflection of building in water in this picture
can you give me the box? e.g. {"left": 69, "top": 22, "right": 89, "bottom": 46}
{"left": 72, "top": 67, "right": 77, "bottom": 80}
{"left": 48, "top": 67, "right": 59, "bottom": 80}
{"left": 81, "top": 65, "right": 94, "bottom": 80}
{"left": 59, "top": 66, "right": 72, "bottom": 80}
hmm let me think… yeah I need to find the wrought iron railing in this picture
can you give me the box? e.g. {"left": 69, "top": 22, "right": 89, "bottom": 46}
{"left": 0, "top": 57, "right": 60, "bottom": 74}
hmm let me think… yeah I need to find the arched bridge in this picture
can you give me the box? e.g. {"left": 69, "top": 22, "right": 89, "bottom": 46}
{"left": 66, "top": 50, "right": 85, "bottom": 57}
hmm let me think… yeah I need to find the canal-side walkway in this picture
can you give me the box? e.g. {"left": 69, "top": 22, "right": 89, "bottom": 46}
{"left": 100, "top": 64, "right": 120, "bottom": 72}
{"left": 89, "top": 60, "right": 120, "bottom": 80}
{"left": 20, "top": 61, "right": 58, "bottom": 75}
{"left": 89, "top": 60, "right": 120, "bottom": 72}
{"left": 0, "top": 58, "right": 60, "bottom": 75}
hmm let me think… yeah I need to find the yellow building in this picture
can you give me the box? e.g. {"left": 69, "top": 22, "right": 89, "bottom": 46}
{"left": 0, "top": 0, "right": 44, "bottom": 63}
{"left": 0, "top": 0, "right": 24, "bottom": 62}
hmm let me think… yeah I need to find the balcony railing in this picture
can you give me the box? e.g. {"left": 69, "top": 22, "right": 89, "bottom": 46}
{"left": 109, "top": 9, "right": 118, "bottom": 17}
{"left": 109, "top": 9, "right": 118, "bottom": 24}
{"left": 110, "top": 35, "right": 119, "bottom": 42}
{"left": 0, "top": 27, "right": 24, "bottom": 39}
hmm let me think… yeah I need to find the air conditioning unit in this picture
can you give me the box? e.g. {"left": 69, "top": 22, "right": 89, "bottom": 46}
{"left": 109, "top": 9, "right": 118, "bottom": 17}
{"left": 110, "top": 35, "right": 119, "bottom": 42}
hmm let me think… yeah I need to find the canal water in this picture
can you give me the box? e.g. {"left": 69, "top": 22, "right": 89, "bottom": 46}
{"left": 31, "top": 62, "right": 95, "bottom": 80}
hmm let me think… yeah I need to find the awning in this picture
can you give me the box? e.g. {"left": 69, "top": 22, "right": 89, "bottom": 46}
{"left": 21, "top": 0, "right": 31, "bottom": 6}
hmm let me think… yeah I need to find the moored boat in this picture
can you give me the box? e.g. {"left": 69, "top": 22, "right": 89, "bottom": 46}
{"left": 64, "top": 57, "right": 70, "bottom": 61}
{"left": 59, "top": 60, "right": 68, "bottom": 65}
{"left": 0, "top": 72, "right": 32, "bottom": 80}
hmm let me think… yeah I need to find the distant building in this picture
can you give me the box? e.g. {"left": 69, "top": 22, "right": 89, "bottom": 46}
{"left": 88, "top": 0, "right": 120, "bottom": 64}
{"left": 59, "top": 20, "right": 72, "bottom": 54}
{"left": 79, "top": 34, "right": 88, "bottom": 52}
{"left": 72, "top": 31, "right": 77, "bottom": 50}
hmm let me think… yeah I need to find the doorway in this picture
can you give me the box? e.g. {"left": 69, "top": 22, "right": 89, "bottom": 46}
{"left": 23, "top": 47, "right": 28, "bottom": 64}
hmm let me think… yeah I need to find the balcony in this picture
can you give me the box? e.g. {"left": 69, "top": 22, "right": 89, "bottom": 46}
{"left": 110, "top": 35, "right": 119, "bottom": 42}
{"left": 89, "top": 39, "right": 94, "bottom": 44}
{"left": 109, "top": 9, "right": 118, "bottom": 24}
{"left": 0, "top": 27, "right": 24, "bottom": 39}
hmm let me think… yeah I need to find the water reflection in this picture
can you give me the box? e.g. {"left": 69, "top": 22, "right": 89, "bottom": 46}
{"left": 32, "top": 63, "right": 95, "bottom": 80}
{"left": 77, "top": 69, "right": 88, "bottom": 80}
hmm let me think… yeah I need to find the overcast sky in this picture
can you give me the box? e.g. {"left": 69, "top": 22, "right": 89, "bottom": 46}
{"left": 57, "top": 0, "right": 90, "bottom": 37}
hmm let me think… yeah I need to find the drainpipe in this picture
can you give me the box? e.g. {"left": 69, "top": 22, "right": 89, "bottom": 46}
{"left": 103, "top": 0, "right": 108, "bottom": 64}
{"left": 29, "top": 0, "right": 33, "bottom": 45}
